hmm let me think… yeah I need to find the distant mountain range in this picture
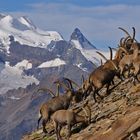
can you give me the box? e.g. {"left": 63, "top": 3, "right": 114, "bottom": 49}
{"left": 0, "top": 14, "right": 110, "bottom": 140}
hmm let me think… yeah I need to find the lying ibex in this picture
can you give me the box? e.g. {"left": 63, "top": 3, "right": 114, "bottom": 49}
{"left": 37, "top": 82, "right": 75, "bottom": 133}
{"left": 51, "top": 102, "right": 91, "bottom": 139}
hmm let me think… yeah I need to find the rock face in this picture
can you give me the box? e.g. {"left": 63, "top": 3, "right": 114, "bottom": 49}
{"left": 70, "top": 28, "right": 96, "bottom": 49}
{"left": 22, "top": 79, "right": 140, "bottom": 140}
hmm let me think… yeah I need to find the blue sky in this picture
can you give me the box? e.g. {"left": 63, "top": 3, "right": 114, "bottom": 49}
{"left": 1, "top": 0, "right": 140, "bottom": 11}
{"left": 1, "top": 0, "right": 140, "bottom": 50}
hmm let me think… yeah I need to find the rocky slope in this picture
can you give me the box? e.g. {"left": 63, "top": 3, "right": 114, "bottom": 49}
{"left": 0, "top": 14, "right": 112, "bottom": 140}
{"left": 22, "top": 78, "right": 140, "bottom": 140}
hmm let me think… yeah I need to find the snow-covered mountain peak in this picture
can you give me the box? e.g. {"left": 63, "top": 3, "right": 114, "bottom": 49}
{"left": 71, "top": 28, "right": 84, "bottom": 41}
{"left": 70, "top": 28, "right": 96, "bottom": 50}
{"left": 0, "top": 15, "right": 36, "bottom": 31}
{"left": 0, "top": 14, "right": 63, "bottom": 52}
{"left": 0, "top": 15, "right": 13, "bottom": 26}
{"left": 70, "top": 28, "right": 110, "bottom": 65}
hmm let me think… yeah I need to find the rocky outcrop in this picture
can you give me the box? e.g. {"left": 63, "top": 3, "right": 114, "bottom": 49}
{"left": 22, "top": 79, "right": 140, "bottom": 140}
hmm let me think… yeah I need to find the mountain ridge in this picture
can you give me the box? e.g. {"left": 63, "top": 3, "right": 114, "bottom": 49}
{"left": 0, "top": 14, "right": 111, "bottom": 140}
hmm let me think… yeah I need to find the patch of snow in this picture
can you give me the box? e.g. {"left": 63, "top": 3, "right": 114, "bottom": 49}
{"left": 56, "top": 54, "right": 61, "bottom": 57}
{"left": 71, "top": 40, "right": 112, "bottom": 66}
{"left": 15, "top": 59, "right": 32, "bottom": 70}
{"left": 18, "top": 16, "right": 36, "bottom": 30}
{"left": 9, "top": 96, "right": 20, "bottom": 100}
{"left": 0, "top": 61, "right": 39, "bottom": 94}
{"left": 38, "top": 58, "right": 66, "bottom": 68}
{"left": 75, "top": 63, "right": 88, "bottom": 72}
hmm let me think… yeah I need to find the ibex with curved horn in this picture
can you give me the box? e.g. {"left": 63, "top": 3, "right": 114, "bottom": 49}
{"left": 114, "top": 27, "right": 136, "bottom": 60}
{"left": 81, "top": 47, "right": 120, "bottom": 102}
{"left": 51, "top": 101, "right": 91, "bottom": 139}
{"left": 118, "top": 43, "right": 139, "bottom": 78}
{"left": 37, "top": 80, "right": 76, "bottom": 133}
{"left": 117, "top": 27, "right": 140, "bottom": 79}
{"left": 118, "top": 27, "right": 136, "bottom": 48}
{"left": 53, "top": 77, "right": 84, "bottom": 103}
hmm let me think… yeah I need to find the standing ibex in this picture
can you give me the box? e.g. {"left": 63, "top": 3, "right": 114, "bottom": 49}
{"left": 118, "top": 27, "right": 136, "bottom": 51}
{"left": 119, "top": 43, "right": 139, "bottom": 79}
{"left": 114, "top": 27, "right": 136, "bottom": 61}
{"left": 54, "top": 77, "right": 86, "bottom": 104}
{"left": 117, "top": 27, "right": 140, "bottom": 79}
{"left": 51, "top": 102, "right": 91, "bottom": 140}
{"left": 37, "top": 80, "right": 76, "bottom": 133}
{"left": 81, "top": 47, "right": 120, "bottom": 102}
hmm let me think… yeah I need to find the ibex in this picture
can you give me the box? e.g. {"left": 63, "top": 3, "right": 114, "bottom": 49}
{"left": 54, "top": 77, "right": 86, "bottom": 104}
{"left": 37, "top": 80, "right": 76, "bottom": 133}
{"left": 119, "top": 43, "right": 139, "bottom": 79}
{"left": 118, "top": 27, "right": 140, "bottom": 79}
{"left": 118, "top": 27, "right": 136, "bottom": 51}
{"left": 51, "top": 102, "right": 91, "bottom": 140}
{"left": 81, "top": 47, "right": 120, "bottom": 102}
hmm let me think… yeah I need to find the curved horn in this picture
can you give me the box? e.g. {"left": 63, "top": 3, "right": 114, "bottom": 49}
{"left": 54, "top": 80, "right": 70, "bottom": 91}
{"left": 123, "top": 36, "right": 131, "bottom": 45}
{"left": 53, "top": 80, "right": 60, "bottom": 96}
{"left": 63, "top": 77, "right": 73, "bottom": 90}
{"left": 100, "top": 59, "right": 103, "bottom": 65}
{"left": 37, "top": 88, "right": 56, "bottom": 98}
{"left": 81, "top": 75, "right": 85, "bottom": 84}
{"left": 132, "top": 27, "right": 136, "bottom": 42}
{"left": 119, "top": 37, "right": 125, "bottom": 47}
{"left": 108, "top": 47, "right": 113, "bottom": 60}
{"left": 96, "top": 51, "right": 108, "bottom": 61}
{"left": 111, "top": 48, "right": 117, "bottom": 51}
{"left": 56, "top": 83, "right": 60, "bottom": 97}
{"left": 63, "top": 77, "right": 80, "bottom": 89}
{"left": 118, "top": 27, "right": 131, "bottom": 38}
